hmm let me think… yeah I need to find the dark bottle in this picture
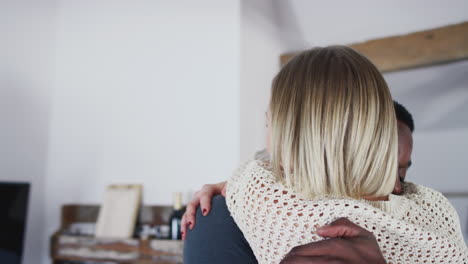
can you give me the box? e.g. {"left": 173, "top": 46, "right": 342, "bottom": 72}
{"left": 169, "top": 192, "right": 184, "bottom": 240}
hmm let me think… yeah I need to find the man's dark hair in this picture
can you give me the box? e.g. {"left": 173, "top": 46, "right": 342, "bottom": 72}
{"left": 393, "top": 101, "right": 414, "bottom": 132}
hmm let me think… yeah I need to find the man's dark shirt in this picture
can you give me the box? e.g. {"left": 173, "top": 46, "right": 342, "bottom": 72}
{"left": 183, "top": 195, "right": 257, "bottom": 264}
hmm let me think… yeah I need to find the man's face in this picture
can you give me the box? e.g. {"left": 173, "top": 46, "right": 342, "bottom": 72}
{"left": 392, "top": 121, "right": 413, "bottom": 195}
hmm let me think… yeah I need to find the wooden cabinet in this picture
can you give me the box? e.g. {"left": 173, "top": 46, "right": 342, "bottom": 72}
{"left": 50, "top": 205, "right": 184, "bottom": 264}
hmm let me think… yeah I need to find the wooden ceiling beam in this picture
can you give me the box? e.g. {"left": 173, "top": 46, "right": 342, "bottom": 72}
{"left": 280, "top": 21, "right": 468, "bottom": 72}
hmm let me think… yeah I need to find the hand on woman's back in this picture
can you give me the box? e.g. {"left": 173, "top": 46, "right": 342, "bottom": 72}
{"left": 280, "top": 218, "right": 387, "bottom": 264}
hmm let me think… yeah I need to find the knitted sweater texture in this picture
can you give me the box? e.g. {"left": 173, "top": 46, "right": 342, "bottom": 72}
{"left": 226, "top": 160, "right": 468, "bottom": 264}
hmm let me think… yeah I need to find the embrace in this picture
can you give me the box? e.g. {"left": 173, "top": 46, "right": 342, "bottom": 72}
{"left": 183, "top": 46, "right": 468, "bottom": 264}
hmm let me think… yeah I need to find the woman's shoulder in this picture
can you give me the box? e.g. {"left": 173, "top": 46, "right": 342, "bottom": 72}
{"left": 228, "top": 158, "right": 276, "bottom": 187}
{"left": 403, "top": 181, "right": 461, "bottom": 213}
{"left": 400, "top": 182, "right": 465, "bottom": 239}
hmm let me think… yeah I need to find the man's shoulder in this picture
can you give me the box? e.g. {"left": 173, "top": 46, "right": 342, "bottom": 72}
{"left": 183, "top": 195, "right": 257, "bottom": 264}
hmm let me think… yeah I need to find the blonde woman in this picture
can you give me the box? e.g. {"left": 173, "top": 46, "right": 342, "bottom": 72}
{"left": 185, "top": 46, "right": 468, "bottom": 263}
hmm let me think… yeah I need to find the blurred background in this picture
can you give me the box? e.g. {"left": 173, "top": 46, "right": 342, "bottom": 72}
{"left": 1, "top": 0, "right": 467, "bottom": 263}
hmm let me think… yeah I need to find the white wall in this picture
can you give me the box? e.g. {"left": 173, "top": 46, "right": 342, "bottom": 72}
{"left": 240, "top": 0, "right": 284, "bottom": 160}
{"left": 45, "top": 2, "right": 241, "bottom": 260}
{"left": 2, "top": 1, "right": 241, "bottom": 262}
{"left": 1, "top": 1, "right": 240, "bottom": 263}
{"left": 0, "top": 1, "right": 57, "bottom": 263}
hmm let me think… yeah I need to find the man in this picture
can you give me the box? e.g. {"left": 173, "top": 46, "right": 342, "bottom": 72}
{"left": 183, "top": 101, "right": 414, "bottom": 264}
{"left": 392, "top": 101, "right": 414, "bottom": 195}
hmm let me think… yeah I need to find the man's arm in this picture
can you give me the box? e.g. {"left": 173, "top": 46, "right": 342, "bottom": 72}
{"left": 183, "top": 195, "right": 257, "bottom": 264}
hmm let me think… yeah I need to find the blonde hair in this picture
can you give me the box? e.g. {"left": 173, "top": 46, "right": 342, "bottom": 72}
{"left": 270, "top": 46, "right": 397, "bottom": 199}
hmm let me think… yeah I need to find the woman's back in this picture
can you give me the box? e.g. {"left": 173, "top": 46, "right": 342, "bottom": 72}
{"left": 226, "top": 160, "right": 468, "bottom": 264}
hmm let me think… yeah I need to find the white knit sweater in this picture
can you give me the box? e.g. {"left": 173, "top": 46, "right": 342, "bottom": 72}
{"left": 226, "top": 160, "right": 468, "bottom": 264}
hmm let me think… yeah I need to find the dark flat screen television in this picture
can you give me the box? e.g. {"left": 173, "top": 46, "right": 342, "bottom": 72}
{"left": 0, "top": 182, "right": 30, "bottom": 264}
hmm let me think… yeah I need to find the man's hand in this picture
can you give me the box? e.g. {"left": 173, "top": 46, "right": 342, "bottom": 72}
{"left": 280, "top": 218, "right": 386, "bottom": 264}
{"left": 181, "top": 181, "right": 227, "bottom": 240}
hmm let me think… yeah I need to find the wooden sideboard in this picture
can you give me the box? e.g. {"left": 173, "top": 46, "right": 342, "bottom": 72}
{"left": 50, "top": 204, "right": 184, "bottom": 264}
